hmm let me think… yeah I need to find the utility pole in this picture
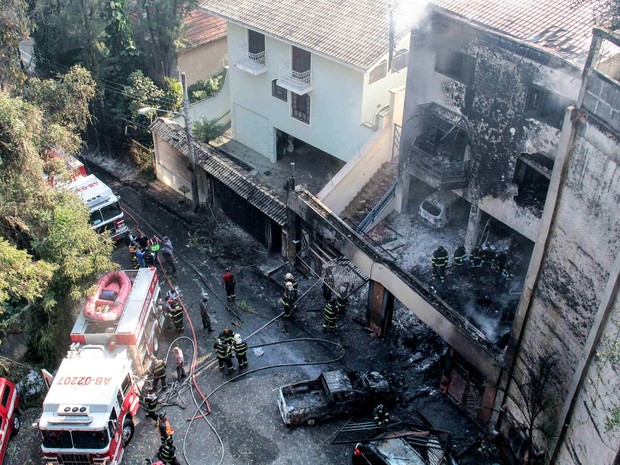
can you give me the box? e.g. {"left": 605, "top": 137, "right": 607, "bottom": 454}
{"left": 181, "top": 72, "right": 200, "bottom": 212}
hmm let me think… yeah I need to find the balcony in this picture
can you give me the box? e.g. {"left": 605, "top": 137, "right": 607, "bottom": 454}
{"left": 405, "top": 103, "right": 471, "bottom": 190}
{"left": 277, "top": 64, "right": 312, "bottom": 95}
{"left": 234, "top": 47, "right": 267, "bottom": 76}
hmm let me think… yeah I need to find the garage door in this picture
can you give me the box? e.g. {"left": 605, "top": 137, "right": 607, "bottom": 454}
{"left": 234, "top": 104, "right": 271, "bottom": 158}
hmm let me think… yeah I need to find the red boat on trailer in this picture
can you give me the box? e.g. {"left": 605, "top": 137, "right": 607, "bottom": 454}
{"left": 84, "top": 271, "right": 132, "bottom": 322}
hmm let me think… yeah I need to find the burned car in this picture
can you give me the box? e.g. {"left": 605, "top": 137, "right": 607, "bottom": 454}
{"left": 277, "top": 370, "right": 393, "bottom": 426}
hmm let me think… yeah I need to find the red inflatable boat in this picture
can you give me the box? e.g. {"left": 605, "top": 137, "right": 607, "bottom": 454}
{"left": 83, "top": 271, "right": 132, "bottom": 322}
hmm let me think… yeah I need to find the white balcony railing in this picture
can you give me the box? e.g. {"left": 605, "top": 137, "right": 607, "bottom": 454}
{"left": 277, "top": 64, "right": 312, "bottom": 95}
{"left": 234, "top": 47, "right": 267, "bottom": 75}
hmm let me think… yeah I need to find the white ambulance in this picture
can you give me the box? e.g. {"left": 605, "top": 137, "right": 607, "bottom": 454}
{"left": 69, "top": 174, "right": 129, "bottom": 241}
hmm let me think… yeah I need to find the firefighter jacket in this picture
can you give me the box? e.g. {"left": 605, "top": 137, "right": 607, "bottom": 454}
{"left": 222, "top": 272, "right": 236, "bottom": 286}
{"left": 214, "top": 340, "right": 232, "bottom": 360}
{"left": 219, "top": 329, "right": 234, "bottom": 345}
{"left": 432, "top": 248, "right": 449, "bottom": 267}
{"left": 233, "top": 340, "right": 248, "bottom": 358}
{"left": 324, "top": 300, "right": 337, "bottom": 323}
{"left": 150, "top": 360, "right": 167, "bottom": 379}
{"left": 145, "top": 393, "right": 158, "bottom": 413}
{"left": 159, "top": 442, "right": 177, "bottom": 462}
{"left": 158, "top": 419, "right": 174, "bottom": 439}
{"left": 167, "top": 304, "right": 184, "bottom": 325}
{"left": 454, "top": 246, "right": 467, "bottom": 266}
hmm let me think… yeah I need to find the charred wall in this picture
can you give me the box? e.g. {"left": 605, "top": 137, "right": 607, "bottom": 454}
{"left": 402, "top": 11, "right": 581, "bottom": 202}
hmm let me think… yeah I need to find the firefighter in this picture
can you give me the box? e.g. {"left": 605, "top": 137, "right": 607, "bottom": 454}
{"left": 481, "top": 242, "right": 496, "bottom": 270}
{"left": 158, "top": 437, "right": 180, "bottom": 465}
{"left": 142, "top": 387, "right": 159, "bottom": 422}
{"left": 158, "top": 439, "right": 180, "bottom": 465}
{"left": 453, "top": 244, "right": 468, "bottom": 276}
{"left": 373, "top": 404, "right": 390, "bottom": 427}
{"left": 213, "top": 338, "right": 235, "bottom": 374}
{"left": 149, "top": 355, "right": 167, "bottom": 390}
{"left": 280, "top": 282, "right": 297, "bottom": 317}
{"left": 173, "top": 347, "right": 186, "bottom": 381}
{"left": 143, "top": 247, "right": 156, "bottom": 266}
{"left": 284, "top": 273, "right": 298, "bottom": 299}
{"left": 129, "top": 242, "right": 139, "bottom": 269}
{"left": 233, "top": 333, "right": 248, "bottom": 370}
{"left": 199, "top": 292, "right": 213, "bottom": 332}
{"left": 167, "top": 299, "right": 184, "bottom": 332}
{"left": 431, "top": 246, "right": 449, "bottom": 282}
{"left": 335, "top": 286, "right": 348, "bottom": 318}
{"left": 323, "top": 298, "right": 337, "bottom": 332}
{"left": 157, "top": 412, "right": 174, "bottom": 444}
{"left": 222, "top": 268, "right": 236, "bottom": 304}
{"left": 322, "top": 269, "right": 334, "bottom": 303}
{"left": 469, "top": 245, "right": 483, "bottom": 278}
{"left": 218, "top": 326, "right": 235, "bottom": 346}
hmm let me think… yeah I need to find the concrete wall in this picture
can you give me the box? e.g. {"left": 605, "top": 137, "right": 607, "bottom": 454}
{"left": 317, "top": 87, "right": 405, "bottom": 214}
{"left": 226, "top": 23, "right": 407, "bottom": 163}
{"left": 173, "top": 69, "right": 231, "bottom": 127}
{"left": 178, "top": 38, "right": 228, "bottom": 86}
{"left": 153, "top": 133, "right": 208, "bottom": 204}
{"left": 510, "top": 112, "right": 620, "bottom": 461}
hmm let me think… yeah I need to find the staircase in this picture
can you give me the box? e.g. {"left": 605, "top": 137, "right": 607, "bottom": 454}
{"left": 341, "top": 160, "right": 398, "bottom": 227}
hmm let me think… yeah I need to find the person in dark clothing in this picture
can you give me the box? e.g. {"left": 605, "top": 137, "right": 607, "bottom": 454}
{"left": 213, "top": 339, "right": 235, "bottom": 374}
{"left": 481, "top": 242, "right": 496, "bottom": 270}
{"left": 149, "top": 355, "right": 167, "bottom": 390}
{"left": 222, "top": 268, "right": 236, "bottom": 304}
{"left": 280, "top": 282, "right": 297, "bottom": 317}
{"left": 453, "top": 245, "right": 468, "bottom": 276}
{"left": 218, "top": 327, "right": 234, "bottom": 346}
{"left": 158, "top": 439, "right": 180, "bottom": 465}
{"left": 136, "top": 248, "right": 146, "bottom": 268}
{"left": 199, "top": 293, "right": 213, "bottom": 331}
{"left": 431, "top": 246, "right": 449, "bottom": 282}
{"left": 142, "top": 387, "right": 159, "bottom": 421}
{"left": 373, "top": 404, "right": 390, "bottom": 426}
{"left": 469, "top": 246, "right": 483, "bottom": 278}
{"left": 137, "top": 234, "right": 149, "bottom": 249}
{"left": 167, "top": 299, "right": 184, "bottom": 332}
{"left": 129, "top": 243, "right": 139, "bottom": 269}
{"left": 160, "top": 245, "right": 176, "bottom": 274}
{"left": 157, "top": 412, "right": 174, "bottom": 444}
{"left": 323, "top": 298, "right": 337, "bottom": 332}
{"left": 322, "top": 270, "right": 334, "bottom": 303}
{"left": 148, "top": 235, "right": 161, "bottom": 262}
{"left": 284, "top": 273, "right": 298, "bottom": 299}
{"left": 335, "top": 286, "right": 348, "bottom": 318}
{"left": 233, "top": 333, "right": 248, "bottom": 369}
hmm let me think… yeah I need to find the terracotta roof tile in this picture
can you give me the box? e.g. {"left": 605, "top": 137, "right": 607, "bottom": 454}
{"left": 431, "top": 0, "right": 596, "bottom": 64}
{"left": 200, "top": 0, "right": 414, "bottom": 70}
{"left": 183, "top": 8, "right": 227, "bottom": 49}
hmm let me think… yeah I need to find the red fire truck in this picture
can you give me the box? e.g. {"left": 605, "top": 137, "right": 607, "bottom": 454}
{"left": 38, "top": 267, "right": 164, "bottom": 465}
{"left": 0, "top": 378, "right": 21, "bottom": 463}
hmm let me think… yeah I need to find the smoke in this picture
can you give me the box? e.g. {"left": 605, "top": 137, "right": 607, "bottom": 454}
{"left": 392, "top": 0, "right": 431, "bottom": 31}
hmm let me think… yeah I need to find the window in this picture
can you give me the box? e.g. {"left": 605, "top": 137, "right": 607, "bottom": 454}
{"left": 1, "top": 385, "right": 10, "bottom": 407}
{"left": 116, "top": 389, "right": 123, "bottom": 407}
{"left": 42, "top": 430, "right": 73, "bottom": 448}
{"left": 292, "top": 46, "right": 311, "bottom": 72}
{"left": 72, "top": 430, "right": 109, "bottom": 449}
{"left": 272, "top": 80, "right": 287, "bottom": 102}
{"left": 391, "top": 49, "right": 409, "bottom": 71}
{"left": 369, "top": 60, "right": 387, "bottom": 84}
{"left": 121, "top": 374, "right": 132, "bottom": 397}
{"left": 435, "top": 49, "right": 476, "bottom": 84}
{"left": 291, "top": 92, "right": 310, "bottom": 124}
{"left": 248, "top": 29, "right": 265, "bottom": 54}
{"left": 525, "top": 86, "right": 572, "bottom": 128}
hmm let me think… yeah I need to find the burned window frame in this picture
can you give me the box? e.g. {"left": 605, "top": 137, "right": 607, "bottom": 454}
{"left": 525, "top": 85, "right": 572, "bottom": 128}
{"left": 434, "top": 48, "right": 476, "bottom": 85}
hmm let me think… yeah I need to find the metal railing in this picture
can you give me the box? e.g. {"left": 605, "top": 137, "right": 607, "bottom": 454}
{"left": 278, "top": 65, "right": 312, "bottom": 94}
{"left": 235, "top": 47, "right": 267, "bottom": 74}
{"left": 410, "top": 147, "right": 468, "bottom": 184}
{"left": 356, "top": 183, "right": 396, "bottom": 233}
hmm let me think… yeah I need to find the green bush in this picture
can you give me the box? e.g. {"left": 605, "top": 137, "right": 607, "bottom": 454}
{"left": 188, "top": 74, "right": 224, "bottom": 103}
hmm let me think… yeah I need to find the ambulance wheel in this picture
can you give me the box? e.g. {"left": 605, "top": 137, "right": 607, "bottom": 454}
{"left": 122, "top": 418, "right": 135, "bottom": 446}
{"left": 11, "top": 412, "right": 20, "bottom": 437}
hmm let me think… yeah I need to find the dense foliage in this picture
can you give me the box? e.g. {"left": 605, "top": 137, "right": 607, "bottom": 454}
{"left": 0, "top": 66, "right": 115, "bottom": 366}
{"left": 188, "top": 74, "right": 224, "bottom": 103}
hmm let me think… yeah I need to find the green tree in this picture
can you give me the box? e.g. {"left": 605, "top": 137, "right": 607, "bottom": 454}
{"left": 131, "top": 0, "right": 198, "bottom": 83}
{"left": 193, "top": 117, "right": 226, "bottom": 145}
{"left": 0, "top": 0, "right": 30, "bottom": 91}
{"left": 0, "top": 67, "right": 115, "bottom": 365}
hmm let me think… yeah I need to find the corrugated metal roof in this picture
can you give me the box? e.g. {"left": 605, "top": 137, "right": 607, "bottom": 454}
{"left": 183, "top": 8, "right": 227, "bottom": 49}
{"left": 199, "top": 0, "right": 414, "bottom": 71}
{"left": 431, "top": 0, "right": 596, "bottom": 64}
{"left": 150, "top": 119, "right": 287, "bottom": 226}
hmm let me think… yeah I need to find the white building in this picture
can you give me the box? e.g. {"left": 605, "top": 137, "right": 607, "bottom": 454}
{"left": 200, "top": 0, "right": 412, "bottom": 164}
